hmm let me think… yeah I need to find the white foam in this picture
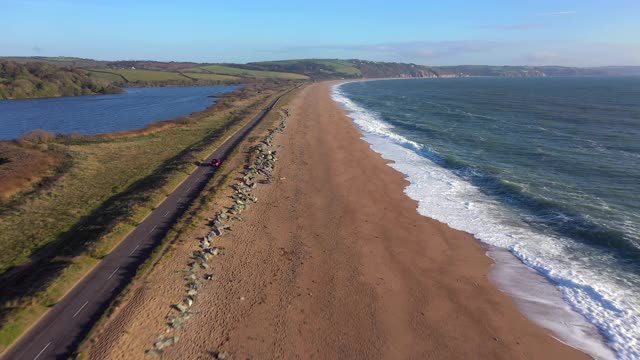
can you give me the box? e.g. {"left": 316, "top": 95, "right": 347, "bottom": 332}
{"left": 333, "top": 82, "right": 639, "bottom": 359}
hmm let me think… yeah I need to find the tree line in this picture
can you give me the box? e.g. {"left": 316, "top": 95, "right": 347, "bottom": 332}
{"left": 0, "top": 61, "right": 123, "bottom": 100}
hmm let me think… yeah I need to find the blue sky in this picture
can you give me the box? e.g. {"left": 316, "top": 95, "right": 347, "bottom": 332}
{"left": 3, "top": 0, "right": 639, "bottom": 66}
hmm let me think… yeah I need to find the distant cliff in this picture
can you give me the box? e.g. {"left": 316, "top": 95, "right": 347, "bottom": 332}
{"left": 0, "top": 61, "right": 123, "bottom": 100}
{"left": 350, "top": 60, "right": 457, "bottom": 78}
{"left": 239, "top": 59, "right": 460, "bottom": 79}
{"left": 351, "top": 63, "right": 640, "bottom": 79}
{"left": 244, "top": 59, "right": 640, "bottom": 79}
{"left": 437, "top": 65, "right": 640, "bottom": 77}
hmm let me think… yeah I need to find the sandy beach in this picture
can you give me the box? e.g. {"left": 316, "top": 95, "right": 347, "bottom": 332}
{"left": 87, "top": 82, "right": 588, "bottom": 359}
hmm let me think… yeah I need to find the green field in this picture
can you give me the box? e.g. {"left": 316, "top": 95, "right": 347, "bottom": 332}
{"left": 88, "top": 70, "right": 127, "bottom": 83}
{"left": 313, "top": 59, "right": 362, "bottom": 75}
{"left": 257, "top": 59, "right": 362, "bottom": 76}
{"left": 91, "top": 69, "right": 189, "bottom": 82}
{"left": 40, "top": 57, "right": 87, "bottom": 62}
{"left": 89, "top": 69, "right": 241, "bottom": 84}
{"left": 189, "top": 64, "right": 308, "bottom": 79}
{"left": 181, "top": 72, "right": 240, "bottom": 81}
{"left": 180, "top": 67, "right": 207, "bottom": 73}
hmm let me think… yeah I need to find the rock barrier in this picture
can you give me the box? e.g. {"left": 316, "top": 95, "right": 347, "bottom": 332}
{"left": 145, "top": 110, "right": 289, "bottom": 356}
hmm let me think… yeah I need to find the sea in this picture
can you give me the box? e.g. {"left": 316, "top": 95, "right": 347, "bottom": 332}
{"left": 0, "top": 85, "right": 239, "bottom": 140}
{"left": 333, "top": 77, "right": 639, "bottom": 359}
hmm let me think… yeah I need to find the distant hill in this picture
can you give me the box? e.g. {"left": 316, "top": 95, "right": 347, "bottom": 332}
{"left": 0, "top": 61, "right": 122, "bottom": 100}
{"left": 0, "top": 58, "right": 308, "bottom": 99}
{"left": 1, "top": 57, "right": 639, "bottom": 100}
{"left": 593, "top": 66, "right": 640, "bottom": 76}
{"left": 348, "top": 60, "right": 458, "bottom": 78}
{"left": 238, "top": 59, "right": 362, "bottom": 79}
{"left": 241, "top": 59, "right": 640, "bottom": 79}
{"left": 241, "top": 59, "right": 460, "bottom": 79}
{"left": 437, "top": 65, "right": 640, "bottom": 77}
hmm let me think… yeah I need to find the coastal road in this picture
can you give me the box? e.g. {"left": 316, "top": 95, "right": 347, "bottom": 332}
{"left": 1, "top": 88, "right": 294, "bottom": 360}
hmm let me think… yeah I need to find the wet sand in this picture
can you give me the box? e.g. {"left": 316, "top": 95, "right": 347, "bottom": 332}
{"left": 88, "top": 82, "right": 588, "bottom": 359}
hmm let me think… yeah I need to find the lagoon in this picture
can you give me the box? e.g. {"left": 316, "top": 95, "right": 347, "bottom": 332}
{"left": 0, "top": 85, "right": 239, "bottom": 140}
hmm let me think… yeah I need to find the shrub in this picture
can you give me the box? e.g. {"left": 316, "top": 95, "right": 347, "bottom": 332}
{"left": 18, "top": 129, "right": 56, "bottom": 143}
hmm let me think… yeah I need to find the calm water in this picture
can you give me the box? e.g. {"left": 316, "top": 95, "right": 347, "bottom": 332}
{"left": 0, "top": 85, "right": 239, "bottom": 140}
{"left": 335, "top": 77, "right": 640, "bottom": 359}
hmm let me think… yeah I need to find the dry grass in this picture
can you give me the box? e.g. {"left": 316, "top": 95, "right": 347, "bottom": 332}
{"left": 0, "top": 83, "right": 283, "bottom": 274}
{"left": 0, "top": 142, "right": 60, "bottom": 200}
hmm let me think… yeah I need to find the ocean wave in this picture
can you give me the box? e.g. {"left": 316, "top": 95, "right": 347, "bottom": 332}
{"left": 332, "top": 83, "right": 639, "bottom": 359}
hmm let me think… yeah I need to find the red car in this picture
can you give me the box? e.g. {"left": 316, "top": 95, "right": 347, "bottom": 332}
{"left": 211, "top": 158, "right": 222, "bottom": 167}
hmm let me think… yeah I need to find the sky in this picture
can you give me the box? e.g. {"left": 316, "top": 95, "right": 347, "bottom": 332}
{"left": 3, "top": 0, "right": 640, "bottom": 66}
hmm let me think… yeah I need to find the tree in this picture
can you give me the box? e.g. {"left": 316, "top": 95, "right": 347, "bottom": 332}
{"left": 0, "top": 61, "right": 123, "bottom": 100}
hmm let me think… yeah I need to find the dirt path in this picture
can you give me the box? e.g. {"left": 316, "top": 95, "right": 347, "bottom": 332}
{"left": 88, "top": 82, "right": 587, "bottom": 359}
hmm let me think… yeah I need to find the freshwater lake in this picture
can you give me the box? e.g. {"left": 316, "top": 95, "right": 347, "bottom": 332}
{"left": 0, "top": 85, "right": 240, "bottom": 140}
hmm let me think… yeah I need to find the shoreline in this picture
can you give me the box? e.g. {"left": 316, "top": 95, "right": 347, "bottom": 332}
{"left": 88, "top": 81, "right": 591, "bottom": 359}
{"left": 332, "top": 79, "right": 615, "bottom": 359}
{"left": 487, "top": 248, "right": 613, "bottom": 357}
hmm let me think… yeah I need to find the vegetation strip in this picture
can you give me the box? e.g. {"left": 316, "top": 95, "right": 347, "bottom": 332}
{"left": 0, "top": 61, "right": 121, "bottom": 100}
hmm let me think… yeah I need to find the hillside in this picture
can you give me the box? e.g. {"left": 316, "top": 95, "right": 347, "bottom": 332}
{"left": 1, "top": 57, "right": 639, "bottom": 100}
{"left": 246, "top": 60, "right": 640, "bottom": 79}
{"left": 182, "top": 64, "right": 308, "bottom": 80}
{"left": 242, "top": 59, "right": 457, "bottom": 79}
{"left": 0, "top": 58, "right": 307, "bottom": 99}
{"left": 241, "top": 59, "right": 362, "bottom": 79}
{"left": 0, "top": 61, "right": 122, "bottom": 100}
{"left": 350, "top": 60, "right": 457, "bottom": 78}
{"left": 87, "top": 68, "right": 241, "bottom": 86}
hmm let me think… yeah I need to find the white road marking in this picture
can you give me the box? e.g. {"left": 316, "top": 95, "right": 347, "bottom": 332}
{"left": 178, "top": 197, "right": 183, "bottom": 203}
{"left": 33, "top": 342, "right": 51, "bottom": 360}
{"left": 107, "top": 267, "right": 120, "bottom": 280}
{"left": 129, "top": 244, "right": 140, "bottom": 255}
{"left": 73, "top": 301, "right": 89, "bottom": 318}
{"left": 149, "top": 225, "right": 157, "bottom": 233}
{"left": 186, "top": 186, "right": 192, "bottom": 192}
{"left": 163, "top": 210, "right": 170, "bottom": 217}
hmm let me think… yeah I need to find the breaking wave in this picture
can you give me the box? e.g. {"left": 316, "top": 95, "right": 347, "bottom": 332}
{"left": 333, "top": 82, "right": 639, "bottom": 359}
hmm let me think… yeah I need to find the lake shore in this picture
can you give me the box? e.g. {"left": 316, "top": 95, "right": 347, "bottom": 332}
{"left": 0, "top": 85, "right": 244, "bottom": 141}
{"left": 91, "top": 81, "right": 590, "bottom": 358}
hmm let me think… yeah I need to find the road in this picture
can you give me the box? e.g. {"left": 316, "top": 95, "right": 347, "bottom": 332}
{"left": 1, "top": 89, "right": 292, "bottom": 360}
